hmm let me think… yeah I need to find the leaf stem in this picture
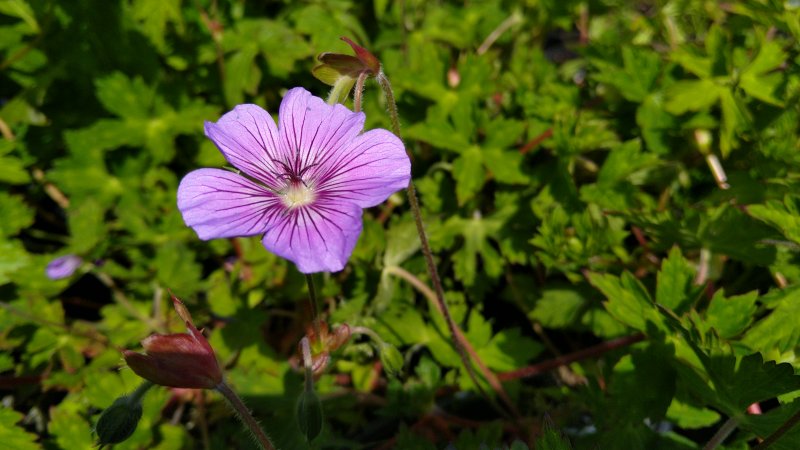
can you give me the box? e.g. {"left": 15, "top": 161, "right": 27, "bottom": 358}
{"left": 215, "top": 381, "right": 275, "bottom": 450}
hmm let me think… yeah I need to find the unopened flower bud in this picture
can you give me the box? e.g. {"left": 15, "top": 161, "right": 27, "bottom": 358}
{"left": 123, "top": 294, "right": 222, "bottom": 389}
{"left": 312, "top": 37, "right": 382, "bottom": 88}
{"left": 694, "top": 129, "right": 712, "bottom": 154}
{"left": 296, "top": 388, "right": 323, "bottom": 441}
{"left": 95, "top": 382, "right": 153, "bottom": 446}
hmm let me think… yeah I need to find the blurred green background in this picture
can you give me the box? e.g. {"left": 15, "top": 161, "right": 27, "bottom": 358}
{"left": 2, "top": 0, "right": 800, "bottom": 448}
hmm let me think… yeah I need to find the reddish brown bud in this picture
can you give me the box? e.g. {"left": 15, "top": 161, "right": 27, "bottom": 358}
{"left": 123, "top": 295, "right": 222, "bottom": 389}
{"left": 312, "top": 37, "right": 382, "bottom": 87}
{"left": 339, "top": 37, "right": 381, "bottom": 75}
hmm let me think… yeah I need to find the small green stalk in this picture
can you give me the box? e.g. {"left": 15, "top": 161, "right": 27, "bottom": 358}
{"left": 305, "top": 273, "right": 321, "bottom": 341}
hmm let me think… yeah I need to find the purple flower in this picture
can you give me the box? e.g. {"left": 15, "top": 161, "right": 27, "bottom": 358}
{"left": 46, "top": 254, "right": 83, "bottom": 280}
{"left": 177, "top": 87, "right": 411, "bottom": 273}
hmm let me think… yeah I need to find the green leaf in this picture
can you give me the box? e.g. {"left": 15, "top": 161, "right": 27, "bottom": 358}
{"left": 718, "top": 88, "right": 749, "bottom": 157}
{"left": 0, "top": 192, "right": 33, "bottom": 237}
{"left": 483, "top": 147, "right": 528, "bottom": 184}
{"left": 0, "top": 141, "right": 29, "bottom": 184}
{"left": 406, "top": 120, "right": 470, "bottom": 152}
{"left": 596, "top": 140, "right": 657, "bottom": 185}
{"left": 0, "top": 407, "right": 41, "bottom": 450}
{"left": 655, "top": 247, "right": 701, "bottom": 314}
{"left": 636, "top": 93, "right": 677, "bottom": 155}
{"left": 705, "top": 289, "right": 758, "bottom": 339}
{"left": 68, "top": 199, "right": 105, "bottom": 254}
{"left": 592, "top": 46, "right": 661, "bottom": 102}
{"left": 0, "top": 239, "right": 29, "bottom": 284}
{"left": 477, "top": 327, "right": 544, "bottom": 371}
{"left": 748, "top": 196, "right": 800, "bottom": 244}
{"left": 223, "top": 43, "right": 261, "bottom": 106}
{"left": 95, "top": 73, "right": 154, "bottom": 119}
{"left": 127, "top": 0, "right": 183, "bottom": 53}
{"left": 452, "top": 146, "right": 484, "bottom": 205}
{"left": 153, "top": 242, "right": 202, "bottom": 297}
{"left": 0, "top": 0, "right": 38, "bottom": 32}
{"left": 743, "top": 287, "right": 800, "bottom": 355}
{"left": 383, "top": 217, "right": 420, "bottom": 268}
{"left": 534, "top": 426, "right": 571, "bottom": 450}
{"left": 530, "top": 285, "right": 588, "bottom": 329}
{"left": 701, "top": 353, "right": 800, "bottom": 415}
{"left": 665, "top": 399, "right": 721, "bottom": 429}
{"left": 664, "top": 80, "right": 720, "bottom": 115}
{"left": 588, "top": 271, "right": 663, "bottom": 333}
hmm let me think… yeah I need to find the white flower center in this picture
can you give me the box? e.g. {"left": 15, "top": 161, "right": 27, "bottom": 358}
{"left": 282, "top": 182, "right": 315, "bottom": 209}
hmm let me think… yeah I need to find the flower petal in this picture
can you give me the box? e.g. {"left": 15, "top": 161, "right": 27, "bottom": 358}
{"left": 278, "top": 87, "right": 365, "bottom": 175}
{"left": 314, "top": 129, "right": 411, "bottom": 208}
{"left": 177, "top": 168, "right": 282, "bottom": 240}
{"left": 204, "top": 104, "right": 286, "bottom": 188}
{"left": 46, "top": 254, "right": 83, "bottom": 280}
{"left": 261, "top": 200, "right": 363, "bottom": 273}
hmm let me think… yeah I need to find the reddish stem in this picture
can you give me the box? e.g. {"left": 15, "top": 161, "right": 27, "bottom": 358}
{"left": 519, "top": 128, "right": 553, "bottom": 154}
{"left": 499, "top": 334, "right": 645, "bottom": 381}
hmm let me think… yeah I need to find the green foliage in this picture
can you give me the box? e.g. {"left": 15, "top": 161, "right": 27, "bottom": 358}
{"left": 2, "top": 0, "right": 800, "bottom": 448}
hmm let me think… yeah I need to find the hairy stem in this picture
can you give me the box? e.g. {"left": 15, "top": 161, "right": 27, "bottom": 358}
{"left": 376, "top": 71, "right": 517, "bottom": 418}
{"left": 353, "top": 71, "right": 368, "bottom": 113}
{"left": 215, "top": 382, "right": 275, "bottom": 450}
{"left": 305, "top": 274, "right": 321, "bottom": 340}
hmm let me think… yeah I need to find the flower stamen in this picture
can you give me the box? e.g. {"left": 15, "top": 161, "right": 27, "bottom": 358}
{"left": 282, "top": 181, "right": 315, "bottom": 209}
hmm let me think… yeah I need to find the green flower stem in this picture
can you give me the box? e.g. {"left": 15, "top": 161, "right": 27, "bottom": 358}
{"left": 326, "top": 76, "right": 355, "bottom": 105}
{"left": 215, "top": 381, "right": 275, "bottom": 450}
{"left": 703, "top": 416, "right": 738, "bottom": 450}
{"left": 129, "top": 380, "right": 154, "bottom": 403}
{"left": 305, "top": 274, "right": 321, "bottom": 341}
{"left": 376, "top": 71, "right": 517, "bottom": 419}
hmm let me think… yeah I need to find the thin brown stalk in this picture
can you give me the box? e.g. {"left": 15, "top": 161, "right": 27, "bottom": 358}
{"left": 498, "top": 333, "right": 645, "bottom": 381}
{"left": 754, "top": 408, "right": 800, "bottom": 450}
{"left": 377, "top": 69, "right": 518, "bottom": 418}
